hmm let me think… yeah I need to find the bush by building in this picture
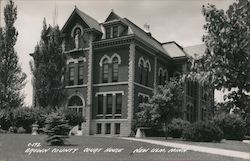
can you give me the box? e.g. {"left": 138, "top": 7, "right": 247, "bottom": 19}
{"left": 167, "top": 118, "right": 190, "bottom": 138}
{"left": 183, "top": 121, "right": 223, "bottom": 142}
{"left": 213, "top": 113, "right": 246, "bottom": 140}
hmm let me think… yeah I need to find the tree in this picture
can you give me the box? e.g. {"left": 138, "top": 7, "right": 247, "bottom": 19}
{"left": 136, "top": 77, "right": 184, "bottom": 137}
{"left": 187, "top": 0, "right": 250, "bottom": 119}
{"left": 0, "top": 0, "right": 26, "bottom": 109}
{"left": 30, "top": 19, "right": 66, "bottom": 109}
{"left": 44, "top": 111, "right": 71, "bottom": 145}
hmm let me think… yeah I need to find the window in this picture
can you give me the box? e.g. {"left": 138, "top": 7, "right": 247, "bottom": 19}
{"left": 113, "top": 26, "right": 118, "bottom": 38}
{"left": 96, "top": 123, "right": 102, "bottom": 134}
{"left": 159, "top": 70, "right": 162, "bottom": 85}
{"left": 102, "top": 58, "right": 109, "bottom": 83}
{"left": 68, "top": 96, "right": 83, "bottom": 106}
{"left": 69, "top": 63, "right": 75, "bottom": 85}
{"left": 163, "top": 70, "right": 168, "bottom": 84}
{"left": 112, "top": 57, "right": 119, "bottom": 82}
{"left": 115, "top": 94, "right": 122, "bottom": 114}
{"left": 144, "top": 97, "right": 149, "bottom": 103}
{"left": 97, "top": 95, "right": 103, "bottom": 114}
{"left": 145, "top": 63, "right": 150, "bottom": 86}
{"left": 115, "top": 123, "right": 120, "bottom": 134}
{"left": 78, "top": 61, "right": 84, "bottom": 85}
{"left": 105, "top": 123, "right": 111, "bottom": 134}
{"left": 138, "top": 95, "right": 143, "bottom": 112}
{"left": 106, "top": 27, "right": 111, "bottom": 39}
{"left": 139, "top": 59, "right": 144, "bottom": 84}
{"left": 68, "top": 96, "right": 83, "bottom": 115}
{"left": 106, "top": 94, "right": 113, "bottom": 114}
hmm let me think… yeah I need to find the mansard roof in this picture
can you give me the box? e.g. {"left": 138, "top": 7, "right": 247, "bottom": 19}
{"left": 61, "top": 7, "right": 102, "bottom": 33}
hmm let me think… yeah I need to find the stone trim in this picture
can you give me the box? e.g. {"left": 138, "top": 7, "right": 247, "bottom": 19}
{"left": 95, "top": 91, "right": 124, "bottom": 96}
{"left": 127, "top": 43, "right": 135, "bottom": 134}
{"left": 99, "top": 53, "right": 121, "bottom": 66}
{"left": 93, "top": 81, "right": 128, "bottom": 87}
{"left": 134, "top": 82, "right": 153, "bottom": 91}
{"left": 138, "top": 92, "right": 150, "bottom": 99}
{"left": 65, "top": 84, "right": 88, "bottom": 88}
{"left": 71, "top": 24, "right": 84, "bottom": 37}
{"left": 138, "top": 56, "right": 151, "bottom": 72}
{"left": 67, "top": 57, "right": 86, "bottom": 64}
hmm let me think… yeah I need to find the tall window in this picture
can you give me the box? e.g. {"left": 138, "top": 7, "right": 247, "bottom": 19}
{"left": 112, "top": 57, "right": 119, "bottom": 82}
{"left": 145, "top": 63, "right": 150, "bottom": 86}
{"left": 102, "top": 58, "right": 109, "bottom": 83}
{"left": 97, "top": 95, "right": 103, "bottom": 114}
{"left": 113, "top": 26, "right": 118, "bottom": 38}
{"left": 106, "top": 27, "right": 111, "bottom": 39}
{"left": 115, "top": 123, "right": 120, "bottom": 134}
{"left": 105, "top": 123, "right": 111, "bottom": 134}
{"left": 106, "top": 94, "right": 113, "bottom": 114}
{"left": 159, "top": 70, "right": 162, "bottom": 85}
{"left": 78, "top": 61, "right": 84, "bottom": 85}
{"left": 115, "top": 94, "right": 122, "bottom": 114}
{"left": 96, "top": 123, "right": 102, "bottom": 134}
{"left": 69, "top": 63, "right": 75, "bottom": 86}
{"left": 163, "top": 70, "right": 168, "bottom": 84}
{"left": 139, "top": 60, "right": 144, "bottom": 84}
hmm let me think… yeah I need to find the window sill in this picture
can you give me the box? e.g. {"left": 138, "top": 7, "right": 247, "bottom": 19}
{"left": 65, "top": 84, "right": 87, "bottom": 88}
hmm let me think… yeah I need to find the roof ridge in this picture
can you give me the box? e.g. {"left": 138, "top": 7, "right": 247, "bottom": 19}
{"left": 123, "top": 18, "right": 163, "bottom": 46}
{"left": 75, "top": 7, "right": 100, "bottom": 26}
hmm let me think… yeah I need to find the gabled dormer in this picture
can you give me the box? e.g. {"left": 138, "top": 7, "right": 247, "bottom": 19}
{"left": 102, "top": 11, "right": 128, "bottom": 39}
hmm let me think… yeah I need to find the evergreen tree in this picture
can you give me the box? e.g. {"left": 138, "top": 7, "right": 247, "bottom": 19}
{"left": 0, "top": 0, "right": 26, "bottom": 109}
{"left": 30, "top": 19, "right": 66, "bottom": 109}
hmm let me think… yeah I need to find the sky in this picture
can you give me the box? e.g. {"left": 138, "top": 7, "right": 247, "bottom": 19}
{"left": 0, "top": 0, "right": 235, "bottom": 106}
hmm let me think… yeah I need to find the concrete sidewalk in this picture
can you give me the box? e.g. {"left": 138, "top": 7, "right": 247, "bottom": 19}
{"left": 121, "top": 137, "right": 250, "bottom": 160}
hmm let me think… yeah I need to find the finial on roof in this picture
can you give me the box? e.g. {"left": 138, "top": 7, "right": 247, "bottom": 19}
{"left": 111, "top": 9, "right": 114, "bottom": 12}
{"left": 75, "top": 5, "right": 78, "bottom": 9}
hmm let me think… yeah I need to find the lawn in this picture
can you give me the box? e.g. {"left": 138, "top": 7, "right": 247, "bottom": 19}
{"left": 0, "top": 134, "right": 248, "bottom": 161}
{"left": 148, "top": 137, "right": 250, "bottom": 153}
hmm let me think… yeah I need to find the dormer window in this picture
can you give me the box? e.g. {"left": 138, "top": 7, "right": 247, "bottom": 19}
{"left": 106, "top": 27, "right": 111, "bottom": 39}
{"left": 106, "top": 26, "right": 119, "bottom": 39}
{"left": 113, "top": 26, "right": 118, "bottom": 38}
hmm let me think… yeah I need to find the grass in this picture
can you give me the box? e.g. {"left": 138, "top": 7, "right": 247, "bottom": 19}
{"left": 0, "top": 134, "right": 248, "bottom": 161}
{"left": 147, "top": 137, "right": 250, "bottom": 153}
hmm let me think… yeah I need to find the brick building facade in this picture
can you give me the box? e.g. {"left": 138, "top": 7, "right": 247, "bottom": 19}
{"left": 33, "top": 7, "right": 214, "bottom": 136}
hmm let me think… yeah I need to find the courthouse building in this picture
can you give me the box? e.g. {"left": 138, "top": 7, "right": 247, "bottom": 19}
{"left": 33, "top": 7, "right": 214, "bottom": 136}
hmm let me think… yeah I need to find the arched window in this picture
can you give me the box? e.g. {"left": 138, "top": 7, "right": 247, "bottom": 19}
{"left": 145, "top": 62, "right": 150, "bottom": 86}
{"left": 68, "top": 96, "right": 83, "bottom": 106}
{"left": 139, "top": 59, "right": 144, "bottom": 84}
{"left": 112, "top": 57, "right": 119, "bottom": 82}
{"left": 102, "top": 58, "right": 109, "bottom": 83}
{"left": 68, "top": 95, "right": 83, "bottom": 114}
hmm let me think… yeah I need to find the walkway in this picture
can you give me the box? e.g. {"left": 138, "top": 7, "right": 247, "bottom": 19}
{"left": 121, "top": 137, "right": 250, "bottom": 160}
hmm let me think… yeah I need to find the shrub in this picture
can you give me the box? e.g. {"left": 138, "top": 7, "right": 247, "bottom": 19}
{"left": 213, "top": 113, "right": 246, "bottom": 140}
{"left": 44, "top": 111, "right": 71, "bottom": 145}
{"left": 17, "top": 127, "right": 26, "bottom": 133}
{"left": 8, "top": 126, "right": 17, "bottom": 133}
{"left": 168, "top": 118, "right": 190, "bottom": 138}
{"left": 63, "top": 108, "right": 85, "bottom": 126}
{"left": 0, "top": 109, "right": 13, "bottom": 130}
{"left": 183, "top": 121, "right": 223, "bottom": 142}
{"left": 12, "top": 107, "right": 37, "bottom": 133}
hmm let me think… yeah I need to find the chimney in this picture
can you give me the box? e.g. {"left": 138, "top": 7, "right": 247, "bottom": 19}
{"left": 143, "top": 23, "right": 151, "bottom": 36}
